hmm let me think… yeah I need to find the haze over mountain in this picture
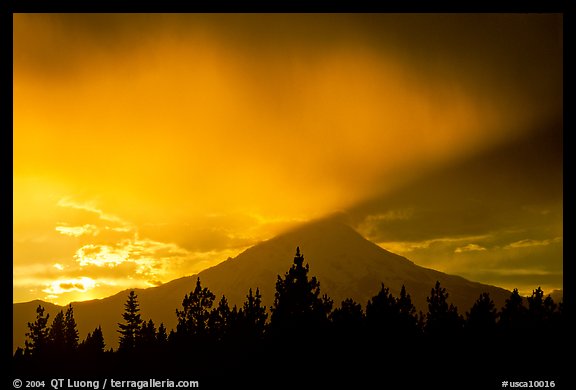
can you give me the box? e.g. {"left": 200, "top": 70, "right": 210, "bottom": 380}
{"left": 14, "top": 218, "right": 513, "bottom": 351}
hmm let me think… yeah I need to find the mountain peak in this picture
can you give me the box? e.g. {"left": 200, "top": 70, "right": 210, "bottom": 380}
{"left": 255, "top": 215, "right": 398, "bottom": 260}
{"left": 274, "top": 214, "right": 364, "bottom": 242}
{"left": 14, "top": 216, "right": 511, "bottom": 352}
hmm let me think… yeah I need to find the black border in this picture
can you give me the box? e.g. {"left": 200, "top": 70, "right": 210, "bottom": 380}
{"left": 5, "top": 1, "right": 571, "bottom": 388}
{"left": 562, "top": 4, "right": 573, "bottom": 326}
{"left": 7, "top": 0, "right": 568, "bottom": 13}
{"left": 3, "top": 1, "right": 14, "bottom": 369}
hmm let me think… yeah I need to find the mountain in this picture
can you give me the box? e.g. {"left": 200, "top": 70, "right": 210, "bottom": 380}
{"left": 13, "top": 218, "right": 512, "bottom": 352}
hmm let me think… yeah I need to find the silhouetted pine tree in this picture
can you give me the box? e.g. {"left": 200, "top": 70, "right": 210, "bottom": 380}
{"left": 117, "top": 291, "right": 143, "bottom": 352}
{"left": 64, "top": 304, "right": 79, "bottom": 352}
{"left": 364, "top": 283, "right": 418, "bottom": 341}
{"left": 498, "top": 288, "right": 527, "bottom": 334}
{"left": 537, "top": 289, "right": 559, "bottom": 330}
{"left": 14, "top": 347, "right": 26, "bottom": 360}
{"left": 466, "top": 292, "right": 497, "bottom": 335}
{"left": 238, "top": 288, "right": 268, "bottom": 341}
{"left": 330, "top": 298, "right": 364, "bottom": 338}
{"left": 543, "top": 295, "right": 557, "bottom": 316}
{"left": 167, "top": 329, "right": 177, "bottom": 344}
{"left": 543, "top": 294, "right": 562, "bottom": 332}
{"left": 208, "top": 295, "right": 232, "bottom": 342}
{"left": 396, "top": 285, "right": 419, "bottom": 336}
{"left": 175, "top": 278, "right": 215, "bottom": 343}
{"left": 269, "top": 247, "right": 333, "bottom": 340}
{"left": 25, "top": 305, "right": 50, "bottom": 357}
{"left": 554, "top": 299, "right": 564, "bottom": 334}
{"left": 46, "top": 305, "right": 78, "bottom": 356}
{"left": 157, "top": 323, "right": 168, "bottom": 346}
{"left": 137, "top": 319, "right": 157, "bottom": 350}
{"left": 417, "top": 310, "right": 426, "bottom": 331}
{"left": 47, "top": 310, "right": 66, "bottom": 355}
{"left": 425, "top": 281, "right": 463, "bottom": 336}
{"left": 79, "top": 326, "right": 105, "bottom": 355}
{"left": 227, "top": 305, "right": 241, "bottom": 340}
{"left": 366, "top": 283, "right": 399, "bottom": 338}
{"left": 527, "top": 287, "right": 560, "bottom": 333}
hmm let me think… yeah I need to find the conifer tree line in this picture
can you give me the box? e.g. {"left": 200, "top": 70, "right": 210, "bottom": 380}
{"left": 15, "top": 247, "right": 564, "bottom": 361}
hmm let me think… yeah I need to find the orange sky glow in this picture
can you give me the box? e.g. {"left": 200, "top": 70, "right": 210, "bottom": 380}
{"left": 13, "top": 14, "right": 562, "bottom": 304}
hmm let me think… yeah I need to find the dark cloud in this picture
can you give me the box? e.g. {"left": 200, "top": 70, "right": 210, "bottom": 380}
{"left": 15, "top": 14, "right": 562, "bottom": 110}
{"left": 350, "top": 125, "right": 562, "bottom": 242}
{"left": 58, "top": 282, "right": 85, "bottom": 291}
{"left": 348, "top": 122, "right": 562, "bottom": 292}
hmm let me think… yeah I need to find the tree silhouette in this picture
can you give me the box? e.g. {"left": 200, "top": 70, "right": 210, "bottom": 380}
{"left": 137, "top": 319, "right": 157, "bottom": 350}
{"left": 79, "top": 326, "right": 105, "bottom": 355}
{"left": 208, "top": 295, "right": 232, "bottom": 342}
{"left": 417, "top": 310, "right": 426, "bottom": 333}
{"left": 167, "top": 329, "right": 177, "bottom": 344}
{"left": 528, "top": 287, "right": 548, "bottom": 328}
{"left": 47, "top": 310, "right": 66, "bottom": 355}
{"left": 366, "top": 283, "right": 399, "bottom": 338}
{"left": 64, "top": 304, "right": 79, "bottom": 352}
{"left": 156, "top": 323, "right": 168, "bottom": 346}
{"left": 425, "top": 281, "right": 463, "bottom": 336}
{"left": 270, "top": 247, "right": 333, "bottom": 340}
{"left": 46, "top": 305, "right": 78, "bottom": 355}
{"left": 13, "top": 239, "right": 566, "bottom": 385}
{"left": 118, "top": 290, "right": 143, "bottom": 352}
{"left": 25, "top": 305, "right": 50, "bottom": 357}
{"left": 238, "top": 288, "right": 268, "bottom": 341}
{"left": 330, "top": 298, "right": 364, "bottom": 339}
{"left": 543, "top": 294, "right": 561, "bottom": 332}
{"left": 13, "top": 347, "right": 26, "bottom": 360}
{"left": 526, "top": 286, "right": 560, "bottom": 332}
{"left": 175, "top": 278, "right": 215, "bottom": 342}
{"left": 498, "top": 288, "right": 527, "bottom": 333}
{"left": 364, "top": 283, "right": 419, "bottom": 341}
{"left": 543, "top": 295, "right": 557, "bottom": 315}
{"left": 396, "top": 285, "right": 419, "bottom": 335}
{"left": 466, "top": 292, "right": 497, "bottom": 334}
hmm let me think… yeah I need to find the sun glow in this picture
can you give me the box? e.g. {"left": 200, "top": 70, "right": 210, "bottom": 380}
{"left": 42, "top": 277, "right": 97, "bottom": 295}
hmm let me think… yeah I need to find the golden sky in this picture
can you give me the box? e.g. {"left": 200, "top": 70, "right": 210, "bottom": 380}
{"left": 13, "top": 14, "right": 562, "bottom": 304}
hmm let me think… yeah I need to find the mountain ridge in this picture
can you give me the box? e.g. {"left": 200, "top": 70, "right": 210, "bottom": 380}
{"left": 14, "top": 217, "right": 513, "bottom": 352}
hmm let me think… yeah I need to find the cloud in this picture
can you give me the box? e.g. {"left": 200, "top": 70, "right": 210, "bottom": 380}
{"left": 15, "top": 15, "right": 562, "bottom": 229}
{"left": 481, "top": 268, "right": 556, "bottom": 276}
{"left": 454, "top": 244, "right": 487, "bottom": 253}
{"left": 27, "top": 198, "right": 257, "bottom": 304}
{"left": 55, "top": 198, "right": 198, "bottom": 277}
{"left": 73, "top": 238, "right": 190, "bottom": 276}
{"left": 13, "top": 264, "right": 54, "bottom": 278}
{"left": 351, "top": 125, "right": 562, "bottom": 244}
{"left": 75, "top": 244, "right": 129, "bottom": 268}
{"left": 362, "top": 209, "right": 415, "bottom": 222}
{"left": 505, "top": 237, "right": 562, "bottom": 249}
{"left": 13, "top": 14, "right": 563, "bottom": 304}
{"left": 55, "top": 224, "right": 100, "bottom": 237}
{"left": 43, "top": 277, "right": 97, "bottom": 294}
{"left": 379, "top": 235, "right": 490, "bottom": 254}
{"left": 57, "top": 197, "right": 130, "bottom": 226}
